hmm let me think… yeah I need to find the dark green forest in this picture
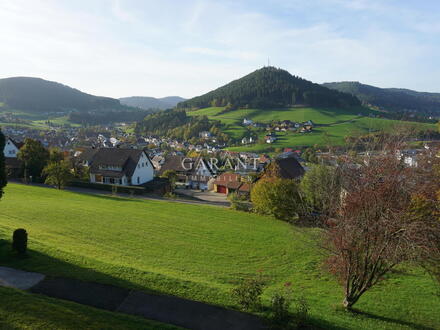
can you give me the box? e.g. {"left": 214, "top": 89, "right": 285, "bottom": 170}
{"left": 178, "top": 67, "right": 360, "bottom": 109}
{"left": 0, "top": 77, "right": 121, "bottom": 113}
{"left": 323, "top": 81, "right": 440, "bottom": 115}
{"left": 69, "top": 110, "right": 152, "bottom": 125}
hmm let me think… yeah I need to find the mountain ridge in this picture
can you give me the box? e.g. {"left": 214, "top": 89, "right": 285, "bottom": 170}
{"left": 119, "top": 96, "right": 186, "bottom": 110}
{"left": 322, "top": 81, "right": 440, "bottom": 115}
{"left": 178, "top": 67, "right": 361, "bottom": 110}
{"left": 0, "top": 76, "right": 122, "bottom": 113}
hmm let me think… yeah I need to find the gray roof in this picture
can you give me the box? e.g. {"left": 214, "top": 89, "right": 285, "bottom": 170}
{"left": 274, "top": 157, "right": 305, "bottom": 179}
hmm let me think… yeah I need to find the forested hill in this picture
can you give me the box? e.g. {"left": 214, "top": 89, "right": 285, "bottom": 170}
{"left": 177, "top": 67, "right": 360, "bottom": 109}
{"left": 119, "top": 96, "right": 186, "bottom": 110}
{"left": 0, "top": 77, "right": 122, "bottom": 113}
{"left": 322, "top": 81, "right": 440, "bottom": 115}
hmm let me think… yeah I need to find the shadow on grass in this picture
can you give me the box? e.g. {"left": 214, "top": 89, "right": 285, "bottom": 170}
{"left": 350, "top": 309, "right": 436, "bottom": 330}
{"left": 0, "top": 239, "right": 162, "bottom": 296}
{"left": 0, "top": 239, "right": 432, "bottom": 330}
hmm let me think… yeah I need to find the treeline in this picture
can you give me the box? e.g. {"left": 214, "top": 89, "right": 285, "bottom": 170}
{"left": 135, "top": 109, "right": 229, "bottom": 142}
{"left": 69, "top": 110, "right": 152, "bottom": 125}
{"left": 178, "top": 67, "right": 360, "bottom": 109}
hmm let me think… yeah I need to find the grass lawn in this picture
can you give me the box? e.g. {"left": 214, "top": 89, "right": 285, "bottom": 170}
{"left": 188, "top": 107, "right": 436, "bottom": 152}
{"left": 0, "top": 184, "right": 438, "bottom": 329}
{"left": 0, "top": 286, "right": 179, "bottom": 329}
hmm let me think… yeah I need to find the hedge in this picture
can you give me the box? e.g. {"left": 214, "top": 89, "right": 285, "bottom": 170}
{"left": 69, "top": 181, "right": 146, "bottom": 195}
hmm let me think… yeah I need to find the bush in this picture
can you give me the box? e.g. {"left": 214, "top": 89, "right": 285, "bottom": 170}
{"left": 251, "top": 178, "right": 300, "bottom": 221}
{"left": 228, "top": 192, "right": 251, "bottom": 212}
{"left": 269, "top": 284, "right": 309, "bottom": 330}
{"left": 232, "top": 273, "right": 266, "bottom": 311}
{"left": 12, "top": 229, "right": 28, "bottom": 255}
{"left": 270, "top": 292, "right": 292, "bottom": 329}
{"left": 69, "top": 181, "right": 145, "bottom": 195}
{"left": 292, "top": 294, "right": 309, "bottom": 328}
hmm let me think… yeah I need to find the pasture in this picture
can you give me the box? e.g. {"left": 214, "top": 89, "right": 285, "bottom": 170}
{"left": 188, "top": 107, "right": 436, "bottom": 152}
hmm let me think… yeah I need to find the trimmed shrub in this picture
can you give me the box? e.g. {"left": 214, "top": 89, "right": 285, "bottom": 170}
{"left": 12, "top": 228, "right": 28, "bottom": 255}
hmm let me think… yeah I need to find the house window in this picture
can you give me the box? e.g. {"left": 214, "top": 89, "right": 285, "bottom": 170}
{"left": 137, "top": 177, "right": 140, "bottom": 184}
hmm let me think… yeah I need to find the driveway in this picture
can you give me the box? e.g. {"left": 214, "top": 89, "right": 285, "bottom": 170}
{"left": 175, "top": 189, "right": 230, "bottom": 206}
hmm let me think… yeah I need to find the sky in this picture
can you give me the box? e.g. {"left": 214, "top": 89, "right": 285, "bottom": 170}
{"left": 0, "top": 0, "right": 439, "bottom": 98}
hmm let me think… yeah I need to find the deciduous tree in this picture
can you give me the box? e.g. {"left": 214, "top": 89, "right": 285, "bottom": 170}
{"left": 324, "top": 149, "right": 440, "bottom": 310}
{"left": 251, "top": 178, "right": 300, "bottom": 221}
{"left": 17, "top": 138, "right": 49, "bottom": 180}
{"left": 43, "top": 160, "right": 72, "bottom": 189}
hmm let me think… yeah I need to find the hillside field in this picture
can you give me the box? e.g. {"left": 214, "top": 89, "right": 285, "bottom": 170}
{"left": 0, "top": 184, "right": 439, "bottom": 329}
{"left": 188, "top": 107, "right": 436, "bottom": 152}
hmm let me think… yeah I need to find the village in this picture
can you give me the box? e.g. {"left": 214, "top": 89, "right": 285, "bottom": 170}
{"left": 3, "top": 120, "right": 433, "bottom": 207}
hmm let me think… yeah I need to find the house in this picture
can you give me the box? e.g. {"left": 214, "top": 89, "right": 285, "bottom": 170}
{"left": 199, "top": 131, "right": 212, "bottom": 139}
{"left": 151, "top": 155, "right": 165, "bottom": 172}
{"left": 4, "top": 137, "right": 22, "bottom": 158}
{"left": 213, "top": 173, "right": 242, "bottom": 194}
{"left": 260, "top": 156, "right": 305, "bottom": 180}
{"left": 243, "top": 118, "right": 254, "bottom": 126}
{"left": 241, "top": 136, "right": 254, "bottom": 144}
{"left": 88, "top": 148, "right": 154, "bottom": 186}
{"left": 75, "top": 148, "right": 99, "bottom": 167}
{"left": 3, "top": 137, "right": 23, "bottom": 177}
{"left": 159, "top": 155, "right": 214, "bottom": 190}
{"left": 265, "top": 135, "right": 277, "bottom": 143}
{"left": 213, "top": 172, "right": 253, "bottom": 195}
{"left": 396, "top": 149, "right": 419, "bottom": 167}
{"left": 299, "top": 125, "right": 313, "bottom": 133}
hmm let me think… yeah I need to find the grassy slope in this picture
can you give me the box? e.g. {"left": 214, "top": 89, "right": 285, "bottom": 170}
{"left": 0, "top": 184, "right": 438, "bottom": 329}
{"left": 0, "top": 287, "right": 179, "bottom": 330}
{"left": 0, "top": 109, "right": 80, "bottom": 129}
{"left": 188, "top": 107, "right": 436, "bottom": 152}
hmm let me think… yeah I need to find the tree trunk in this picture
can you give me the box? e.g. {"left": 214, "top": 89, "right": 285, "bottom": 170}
{"left": 343, "top": 296, "right": 357, "bottom": 310}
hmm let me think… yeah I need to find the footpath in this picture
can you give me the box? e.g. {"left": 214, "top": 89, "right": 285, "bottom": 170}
{"left": 0, "top": 266, "right": 265, "bottom": 330}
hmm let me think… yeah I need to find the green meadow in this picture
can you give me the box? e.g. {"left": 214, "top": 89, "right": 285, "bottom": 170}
{"left": 188, "top": 107, "right": 436, "bottom": 152}
{"left": 0, "top": 184, "right": 438, "bottom": 329}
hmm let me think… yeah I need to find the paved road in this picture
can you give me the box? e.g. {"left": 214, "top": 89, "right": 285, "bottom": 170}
{"left": 10, "top": 180, "right": 230, "bottom": 208}
{"left": 0, "top": 266, "right": 266, "bottom": 330}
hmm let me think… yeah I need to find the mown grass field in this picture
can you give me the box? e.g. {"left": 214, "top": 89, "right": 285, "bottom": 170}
{"left": 188, "top": 107, "right": 436, "bottom": 152}
{"left": 0, "top": 184, "right": 439, "bottom": 329}
{"left": 0, "top": 287, "right": 179, "bottom": 329}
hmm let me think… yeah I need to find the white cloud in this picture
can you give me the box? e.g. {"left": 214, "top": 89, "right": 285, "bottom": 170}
{"left": 0, "top": 0, "right": 438, "bottom": 97}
